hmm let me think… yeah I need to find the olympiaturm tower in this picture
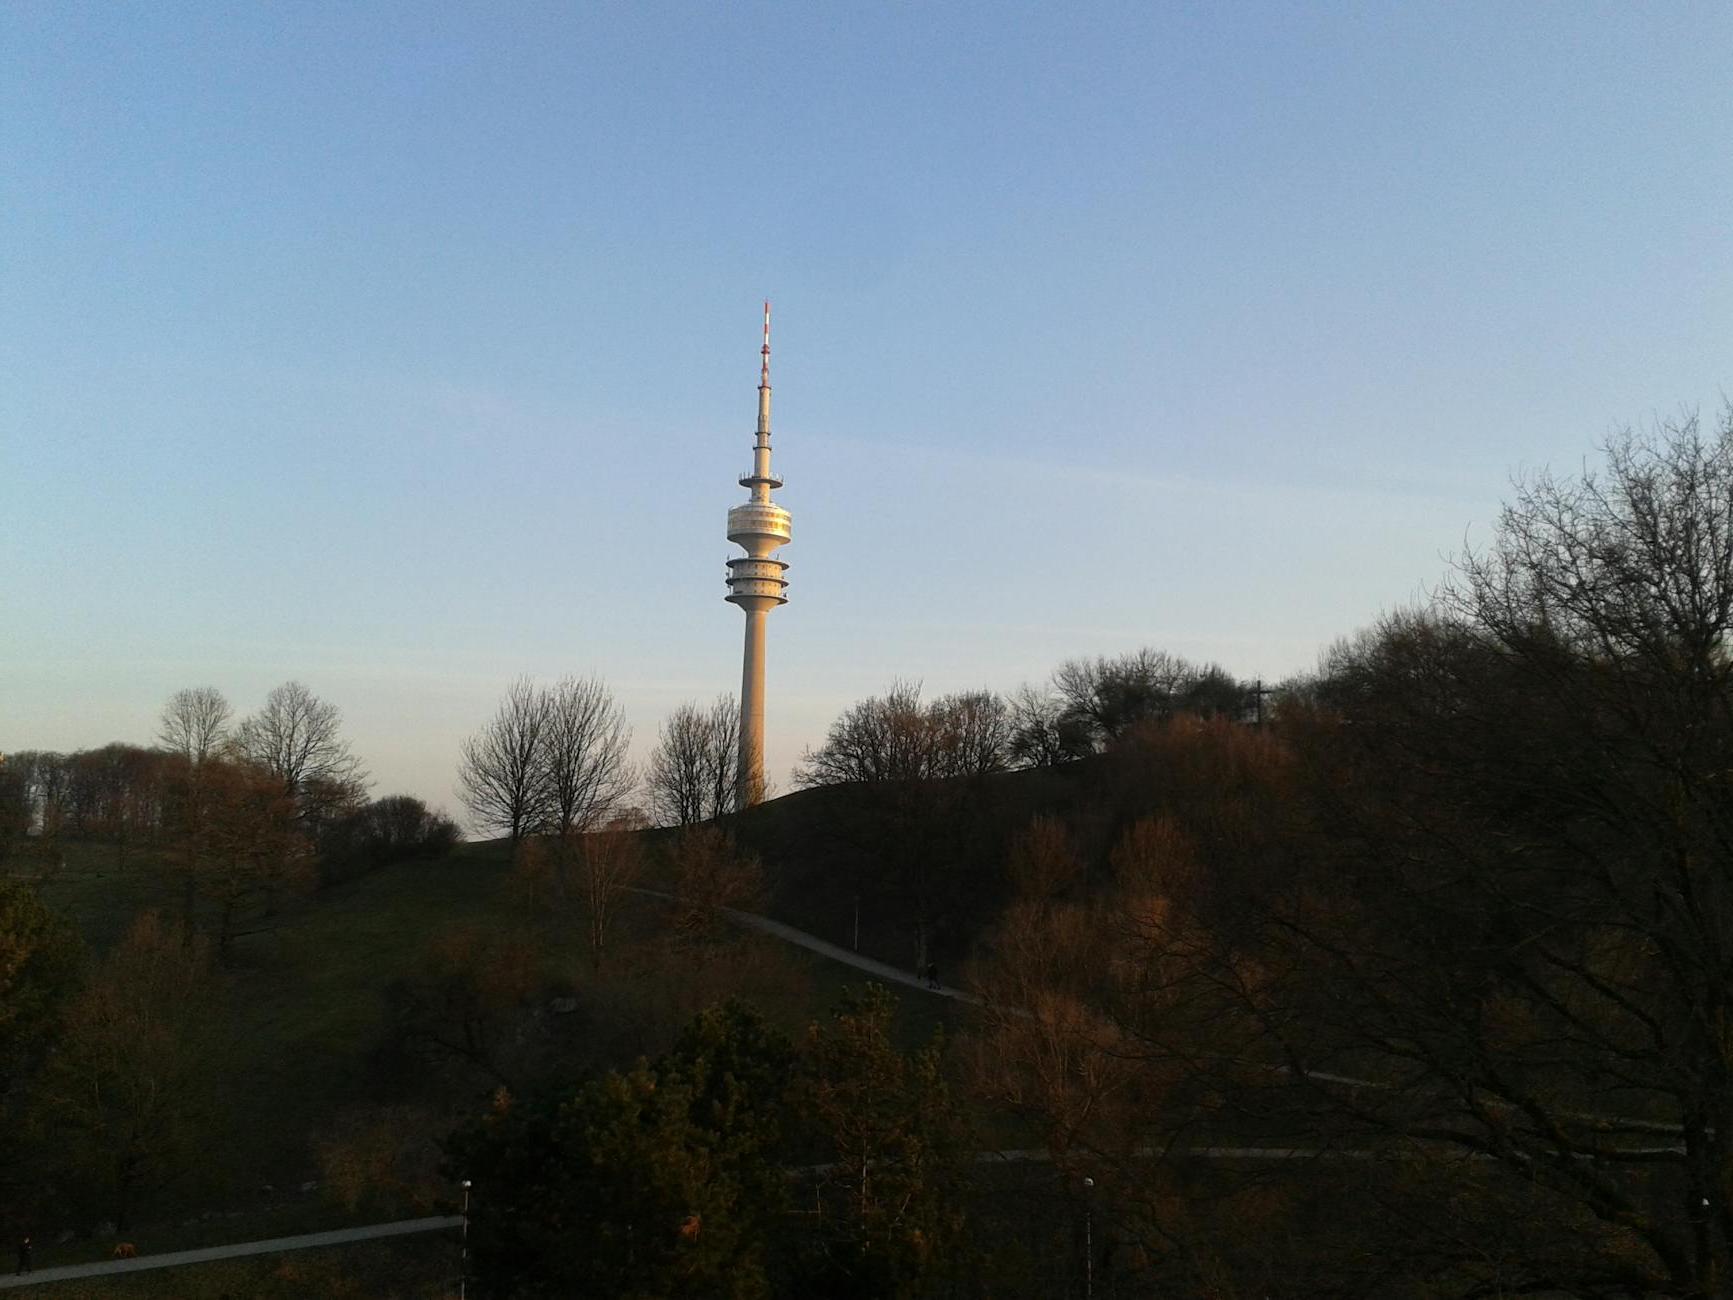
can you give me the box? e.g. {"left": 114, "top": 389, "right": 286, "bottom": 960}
{"left": 724, "top": 302, "right": 791, "bottom": 809}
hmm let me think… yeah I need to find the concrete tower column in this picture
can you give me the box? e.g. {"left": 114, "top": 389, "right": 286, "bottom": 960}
{"left": 738, "top": 607, "right": 767, "bottom": 806}
{"left": 724, "top": 302, "right": 791, "bottom": 810}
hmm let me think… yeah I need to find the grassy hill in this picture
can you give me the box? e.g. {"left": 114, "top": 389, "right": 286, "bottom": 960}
{"left": 728, "top": 757, "right": 1115, "bottom": 969}
{"left": 5, "top": 771, "right": 1059, "bottom": 1282}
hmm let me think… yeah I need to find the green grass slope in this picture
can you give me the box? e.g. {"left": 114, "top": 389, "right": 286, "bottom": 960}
{"left": 6, "top": 788, "right": 1015, "bottom": 1267}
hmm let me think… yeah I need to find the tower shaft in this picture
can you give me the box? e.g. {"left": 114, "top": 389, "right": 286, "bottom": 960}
{"left": 738, "top": 607, "right": 767, "bottom": 808}
{"left": 724, "top": 302, "right": 791, "bottom": 810}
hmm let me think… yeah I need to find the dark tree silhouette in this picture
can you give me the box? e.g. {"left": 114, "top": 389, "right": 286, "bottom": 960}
{"left": 457, "top": 677, "right": 552, "bottom": 843}
{"left": 647, "top": 695, "right": 739, "bottom": 827}
{"left": 235, "top": 681, "right": 367, "bottom": 826}
{"left": 157, "top": 687, "right": 231, "bottom": 766}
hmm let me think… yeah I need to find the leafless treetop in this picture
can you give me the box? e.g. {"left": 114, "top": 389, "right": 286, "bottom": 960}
{"left": 158, "top": 687, "right": 232, "bottom": 765}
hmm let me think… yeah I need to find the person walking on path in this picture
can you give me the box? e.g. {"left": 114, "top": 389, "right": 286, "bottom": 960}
{"left": 14, "top": 1236, "right": 30, "bottom": 1276}
{"left": 925, "top": 961, "right": 940, "bottom": 990}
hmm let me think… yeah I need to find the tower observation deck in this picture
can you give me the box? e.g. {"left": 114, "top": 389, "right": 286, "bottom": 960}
{"left": 725, "top": 302, "right": 790, "bottom": 808}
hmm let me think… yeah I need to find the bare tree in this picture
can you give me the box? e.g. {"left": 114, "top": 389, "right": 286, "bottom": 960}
{"left": 646, "top": 695, "right": 738, "bottom": 826}
{"left": 1051, "top": 648, "right": 1246, "bottom": 751}
{"left": 235, "top": 681, "right": 368, "bottom": 820}
{"left": 23, "top": 751, "right": 69, "bottom": 839}
{"left": 0, "top": 756, "right": 28, "bottom": 859}
{"left": 157, "top": 687, "right": 231, "bottom": 766}
{"left": 575, "top": 820, "right": 644, "bottom": 972}
{"left": 540, "top": 676, "right": 634, "bottom": 839}
{"left": 457, "top": 678, "right": 553, "bottom": 843}
{"left": 796, "top": 682, "right": 1010, "bottom": 786}
{"left": 1006, "top": 683, "right": 1071, "bottom": 768}
{"left": 929, "top": 690, "right": 1011, "bottom": 777}
{"left": 795, "top": 681, "right": 935, "bottom": 786}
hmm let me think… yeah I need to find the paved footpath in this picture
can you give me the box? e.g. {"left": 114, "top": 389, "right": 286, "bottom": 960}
{"left": 9, "top": 886, "right": 1672, "bottom": 1291}
{"left": 629, "top": 888, "right": 983, "bottom": 1006}
{"left": 0, "top": 1216, "right": 463, "bottom": 1290}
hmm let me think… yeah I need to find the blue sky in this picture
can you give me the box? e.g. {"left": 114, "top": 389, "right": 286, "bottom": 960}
{"left": 5, "top": 2, "right": 1730, "bottom": 817}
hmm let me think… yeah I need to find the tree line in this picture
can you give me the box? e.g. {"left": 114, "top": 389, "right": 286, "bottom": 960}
{"left": 573, "top": 408, "right": 1733, "bottom": 1297}
{"left": 948, "top": 411, "right": 1733, "bottom": 1296}
{"left": 458, "top": 651, "right": 1266, "bottom": 848}
{"left": 2, "top": 681, "right": 458, "bottom": 911}
{"left": 459, "top": 679, "right": 745, "bottom": 841}
{"left": 0, "top": 680, "right": 466, "bottom": 1240}
{"left": 790, "top": 653, "right": 1263, "bottom": 790}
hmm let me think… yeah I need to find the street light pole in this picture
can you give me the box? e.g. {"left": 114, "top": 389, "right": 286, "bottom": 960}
{"left": 1083, "top": 1176, "right": 1094, "bottom": 1300}
{"left": 460, "top": 1179, "right": 472, "bottom": 1300}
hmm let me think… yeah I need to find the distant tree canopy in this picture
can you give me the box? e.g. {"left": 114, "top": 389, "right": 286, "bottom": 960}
{"left": 320, "top": 795, "right": 459, "bottom": 884}
{"left": 2, "top": 744, "right": 166, "bottom": 854}
{"left": 795, "top": 682, "right": 1012, "bottom": 787}
{"left": 6, "top": 681, "right": 371, "bottom": 851}
{"left": 792, "top": 654, "right": 1258, "bottom": 785}
{"left": 1047, "top": 648, "right": 1251, "bottom": 754}
{"left": 1, "top": 681, "right": 438, "bottom": 943}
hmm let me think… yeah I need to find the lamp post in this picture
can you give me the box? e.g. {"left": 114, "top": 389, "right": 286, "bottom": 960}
{"left": 1082, "top": 1176, "right": 1094, "bottom": 1299}
{"left": 460, "top": 1179, "right": 472, "bottom": 1300}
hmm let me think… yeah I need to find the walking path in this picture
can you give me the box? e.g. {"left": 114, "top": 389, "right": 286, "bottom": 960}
{"left": 632, "top": 888, "right": 1683, "bottom": 1140}
{"left": 628, "top": 887, "right": 983, "bottom": 1005}
{"left": 0, "top": 1216, "right": 463, "bottom": 1291}
{"left": 10, "top": 884, "right": 1671, "bottom": 1290}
